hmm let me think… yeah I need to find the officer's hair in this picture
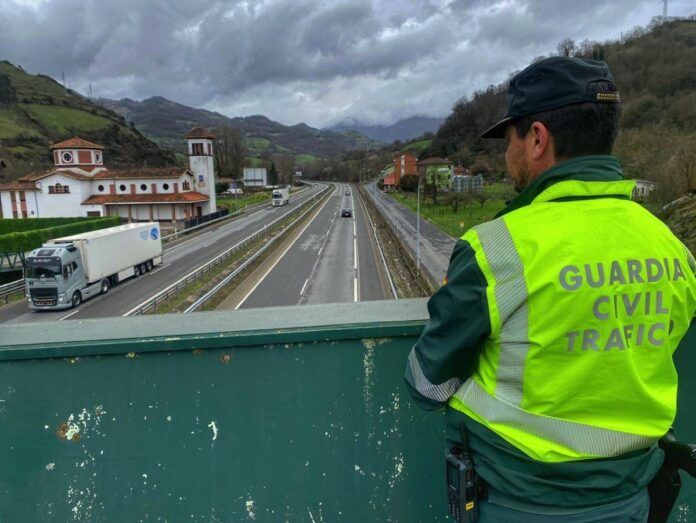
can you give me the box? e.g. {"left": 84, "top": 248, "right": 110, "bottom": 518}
{"left": 514, "top": 102, "right": 622, "bottom": 158}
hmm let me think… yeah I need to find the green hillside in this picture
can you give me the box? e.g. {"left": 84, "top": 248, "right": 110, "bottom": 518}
{"left": 424, "top": 19, "right": 696, "bottom": 203}
{"left": 102, "top": 96, "right": 381, "bottom": 160}
{"left": 0, "top": 61, "right": 175, "bottom": 180}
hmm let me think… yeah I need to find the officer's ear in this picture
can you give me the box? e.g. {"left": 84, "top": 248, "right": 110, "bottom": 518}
{"left": 527, "top": 121, "right": 555, "bottom": 163}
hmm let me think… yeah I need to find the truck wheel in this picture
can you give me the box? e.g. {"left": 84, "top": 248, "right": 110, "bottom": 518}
{"left": 146, "top": 260, "right": 153, "bottom": 272}
{"left": 140, "top": 262, "right": 148, "bottom": 274}
{"left": 71, "top": 291, "right": 82, "bottom": 308}
{"left": 134, "top": 265, "right": 141, "bottom": 277}
{"left": 101, "top": 279, "right": 110, "bottom": 295}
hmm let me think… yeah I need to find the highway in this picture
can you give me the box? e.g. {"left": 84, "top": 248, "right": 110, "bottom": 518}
{"left": 365, "top": 181, "right": 455, "bottom": 286}
{"left": 235, "top": 183, "right": 391, "bottom": 309}
{"left": 0, "top": 184, "right": 325, "bottom": 325}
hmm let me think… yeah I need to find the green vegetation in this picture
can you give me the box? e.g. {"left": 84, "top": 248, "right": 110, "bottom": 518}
{"left": 401, "top": 139, "right": 431, "bottom": 154}
{"left": 295, "top": 154, "right": 316, "bottom": 166}
{"left": 388, "top": 185, "right": 510, "bottom": 237}
{"left": 0, "top": 216, "right": 121, "bottom": 252}
{"left": 245, "top": 137, "right": 271, "bottom": 152}
{"left": 20, "top": 104, "right": 110, "bottom": 134}
{"left": 0, "top": 60, "right": 174, "bottom": 180}
{"left": 424, "top": 20, "right": 696, "bottom": 203}
{"left": 217, "top": 191, "right": 272, "bottom": 213}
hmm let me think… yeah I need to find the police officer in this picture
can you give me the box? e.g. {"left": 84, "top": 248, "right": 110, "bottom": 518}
{"left": 405, "top": 56, "right": 696, "bottom": 522}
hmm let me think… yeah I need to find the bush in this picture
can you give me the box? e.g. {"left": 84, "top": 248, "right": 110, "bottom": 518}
{"left": 0, "top": 217, "right": 104, "bottom": 235}
{"left": 0, "top": 216, "right": 121, "bottom": 252}
{"left": 399, "top": 174, "right": 419, "bottom": 192}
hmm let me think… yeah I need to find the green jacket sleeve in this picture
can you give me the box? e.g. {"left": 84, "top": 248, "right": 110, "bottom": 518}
{"left": 404, "top": 239, "right": 491, "bottom": 410}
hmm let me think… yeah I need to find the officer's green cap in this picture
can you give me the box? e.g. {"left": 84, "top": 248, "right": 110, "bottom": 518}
{"left": 481, "top": 56, "right": 621, "bottom": 139}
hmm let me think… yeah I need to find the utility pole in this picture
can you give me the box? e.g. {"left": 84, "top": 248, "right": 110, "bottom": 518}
{"left": 61, "top": 71, "right": 66, "bottom": 86}
{"left": 663, "top": 0, "right": 668, "bottom": 19}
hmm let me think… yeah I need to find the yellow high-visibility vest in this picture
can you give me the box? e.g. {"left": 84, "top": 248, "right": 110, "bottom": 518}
{"left": 449, "top": 179, "right": 696, "bottom": 462}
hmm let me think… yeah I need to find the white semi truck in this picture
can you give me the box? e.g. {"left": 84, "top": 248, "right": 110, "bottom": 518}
{"left": 24, "top": 222, "right": 163, "bottom": 310}
{"left": 272, "top": 187, "right": 290, "bottom": 206}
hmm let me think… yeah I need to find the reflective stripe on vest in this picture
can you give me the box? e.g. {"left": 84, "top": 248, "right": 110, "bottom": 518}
{"left": 448, "top": 179, "right": 696, "bottom": 462}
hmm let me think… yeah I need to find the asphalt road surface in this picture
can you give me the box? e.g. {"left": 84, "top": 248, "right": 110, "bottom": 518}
{"left": 237, "top": 183, "right": 391, "bottom": 309}
{"left": 1, "top": 184, "right": 325, "bottom": 325}
{"left": 365, "top": 182, "right": 455, "bottom": 286}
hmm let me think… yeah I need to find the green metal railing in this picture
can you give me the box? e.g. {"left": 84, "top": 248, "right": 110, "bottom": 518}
{"left": 0, "top": 300, "right": 694, "bottom": 521}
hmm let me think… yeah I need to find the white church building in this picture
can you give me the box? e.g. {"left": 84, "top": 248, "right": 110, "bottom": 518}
{"left": 0, "top": 127, "right": 218, "bottom": 223}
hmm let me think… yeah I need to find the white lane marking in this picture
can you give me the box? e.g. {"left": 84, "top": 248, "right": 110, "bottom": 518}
{"left": 202, "top": 239, "right": 218, "bottom": 248}
{"left": 148, "top": 263, "right": 170, "bottom": 275}
{"left": 318, "top": 246, "right": 323, "bottom": 257}
{"left": 58, "top": 309, "right": 80, "bottom": 321}
{"left": 353, "top": 238, "right": 358, "bottom": 270}
{"left": 235, "top": 194, "right": 333, "bottom": 310}
{"left": 353, "top": 219, "right": 356, "bottom": 237}
{"left": 300, "top": 278, "right": 309, "bottom": 296}
{"left": 353, "top": 277, "right": 358, "bottom": 302}
{"left": 123, "top": 188, "right": 326, "bottom": 317}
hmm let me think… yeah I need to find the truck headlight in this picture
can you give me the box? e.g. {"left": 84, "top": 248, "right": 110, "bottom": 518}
{"left": 58, "top": 293, "right": 66, "bottom": 301}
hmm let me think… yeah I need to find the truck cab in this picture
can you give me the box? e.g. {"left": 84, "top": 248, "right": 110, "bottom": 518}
{"left": 272, "top": 187, "right": 290, "bottom": 206}
{"left": 25, "top": 243, "right": 99, "bottom": 310}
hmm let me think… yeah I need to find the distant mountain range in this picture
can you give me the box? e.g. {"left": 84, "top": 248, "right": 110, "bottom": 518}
{"left": 0, "top": 61, "right": 174, "bottom": 181}
{"left": 101, "top": 97, "right": 381, "bottom": 161}
{"left": 327, "top": 115, "right": 444, "bottom": 143}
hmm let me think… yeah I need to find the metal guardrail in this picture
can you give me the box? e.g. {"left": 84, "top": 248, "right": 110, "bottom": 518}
{"left": 160, "top": 186, "right": 309, "bottom": 242}
{"left": 361, "top": 185, "right": 434, "bottom": 296}
{"left": 124, "top": 186, "right": 329, "bottom": 316}
{"left": 184, "top": 189, "right": 332, "bottom": 313}
{"left": 0, "top": 279, "right": 25, "bottom": 304}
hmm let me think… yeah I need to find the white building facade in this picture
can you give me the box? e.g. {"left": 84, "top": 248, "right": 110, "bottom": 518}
{"left": 0, "top": 129, "right": 218, "bottom": 222}
{"left": 243, "top": 167, "right": 269, "bottom": 188}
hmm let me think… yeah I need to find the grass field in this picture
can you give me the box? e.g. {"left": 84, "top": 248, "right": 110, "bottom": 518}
{"left": 296, "top": 154, "right": 316, "bottom": 166}
{"left": 388, "top": 184, "right": 510, "bottom": 237}
{"left": 401, "top": 139, "right": 431, "bottom": 153}
{"left": 217, "top": 191, "right": 272, "bottom": 213}
{"left": 20, "top": 104, "right": 111, "bottom": 134}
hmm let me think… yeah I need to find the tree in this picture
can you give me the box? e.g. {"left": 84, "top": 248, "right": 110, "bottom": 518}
{"left": 473, "top": 191, "right": 490, "bottom": 208}
{"left": 557, "top": 38, "right": 576, "bottom": 57}
{"left": 215, "top": 127, "right": 247, "bottom": 180}
{"left": 274, "top": 154, "right": 295, "bottom": 185}
{"left": 268, "top": 162, "right": 279, "bottom": 186}
{"left": 444, "top": 192, "right": 471, "bottom": 213}
{"left": 399, "top": 174, "right": 419, "bottom": 192}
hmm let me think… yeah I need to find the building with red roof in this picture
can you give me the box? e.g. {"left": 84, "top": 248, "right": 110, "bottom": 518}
{"left": 0, "top": 129, "right": 218, "bottom": 223}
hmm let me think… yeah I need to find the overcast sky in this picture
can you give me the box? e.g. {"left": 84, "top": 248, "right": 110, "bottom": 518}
{"left": 0, "top": 0, "right": 693, "bottom": 128}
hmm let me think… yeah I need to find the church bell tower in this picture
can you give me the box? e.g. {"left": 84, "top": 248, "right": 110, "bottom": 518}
{"left": 185, "top": 127, "right": 217, "bottom": 215}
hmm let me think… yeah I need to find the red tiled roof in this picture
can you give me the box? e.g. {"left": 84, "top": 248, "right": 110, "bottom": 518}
{"left": 417, "top": 157, "right": 452, "bottom": 166}
{"left": 22, "top": 169, "right": 92, "bottom": 182}
{"left": 50, "top": 136, "right": 104, "bottom": 150}
{"left": 185, "top": 127, "right": 216, "bottom": 139}
{"left": 0, "top": 181, "right": 39, "bottom": 191}
{"left": 92, "top": 168, "right": 192, "bottom": 180}
{"left": 81, "top": 192, "right": 209, "bottom": 205}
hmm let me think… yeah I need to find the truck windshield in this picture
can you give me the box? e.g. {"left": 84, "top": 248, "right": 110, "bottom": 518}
{"left": 25, "top": 264, "right": 61, "bottom": 279}
{"left": 272, "top": 192, "right": 282, "bottom": 198}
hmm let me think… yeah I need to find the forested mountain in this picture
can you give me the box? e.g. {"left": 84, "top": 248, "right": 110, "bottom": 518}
{"left": 424, "top": 19, "right": 696, "bottom": 202}
{"left": 0, "top": 61, "right": 174, "bottom": 181}
{"left": 102, "top": 97, "right": 381, "bottom": 162}
{"left": 328, "top": 116, "right": 444, "bottom": 143}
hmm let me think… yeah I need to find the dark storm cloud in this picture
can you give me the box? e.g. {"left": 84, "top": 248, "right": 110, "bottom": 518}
{"left": 0, "top": 0, "right": 692, "bottom": 126}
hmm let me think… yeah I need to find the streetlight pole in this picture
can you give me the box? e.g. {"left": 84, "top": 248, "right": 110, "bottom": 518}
{"left": 416, "top": 174, "right": 424, "bottom": 275}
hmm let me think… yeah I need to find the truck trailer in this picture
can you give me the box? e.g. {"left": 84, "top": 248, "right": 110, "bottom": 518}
{"left": 272, "top": 187, "right": 290, "bottom": 206}
{"left": 24, "top": 222, "right": 163, "bottom": 310}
